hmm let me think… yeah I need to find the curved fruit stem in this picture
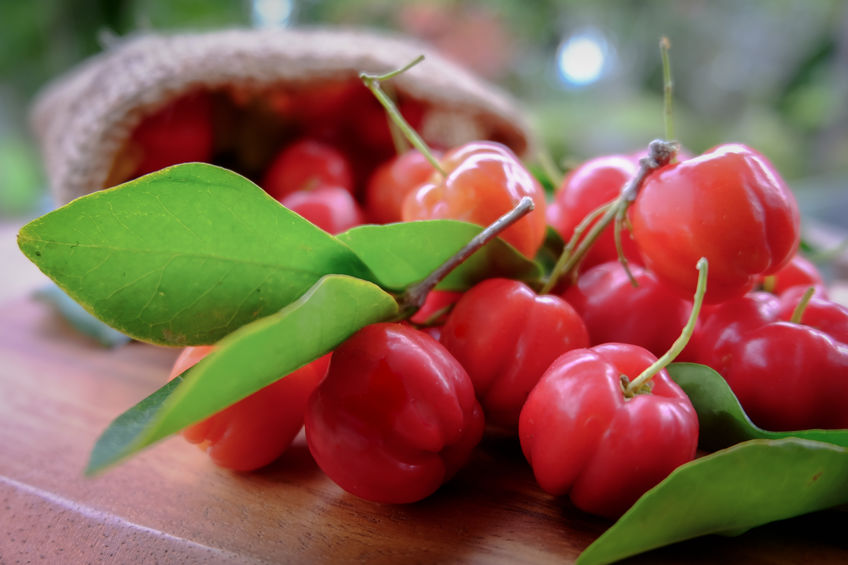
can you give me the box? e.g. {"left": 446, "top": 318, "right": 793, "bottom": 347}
{"left": 396, "top": 197, "right": 536, "bottom": 317}
{"left": 789, "top": 286, "right": 817, "bottom": 324}
{"left": 540, "top": 139, "right": 677, "bottom": 294}
{"left": 360, "top": 56, "right": 446, "bottom": 177}
{"left": 624, "top": 257, "right": 708, "bottom": 397}
{"left": 660, "top": 36, "right": 675, "bottom": 143}
{"left": 382, "top": 82, "right": 412, "bottom": 155}
{"left": 613, "top": 207, "right": 638, "bottom": 287}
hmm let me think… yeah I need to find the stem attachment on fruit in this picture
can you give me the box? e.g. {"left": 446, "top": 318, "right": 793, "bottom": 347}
{"left": 360, "top": 56, "right": 446, "bottom": 177}
{"left": 761, "top": 274, "right": 777, "bottom": 293}
{"left": 540, "top": 139, "right": 677, "bottom": 294}
{"left": 789, "top": 286, "right": 817, "bottom": 324}
{"left": 625, "top": 257, "right": 708, "bottom": 397}
{"left": 397, "top": 197, "right": 536, "bottom": 317}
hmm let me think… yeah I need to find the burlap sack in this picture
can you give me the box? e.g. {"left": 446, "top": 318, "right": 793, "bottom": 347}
{"left": 31, "top": 27, "right": 534, "bottom": 206}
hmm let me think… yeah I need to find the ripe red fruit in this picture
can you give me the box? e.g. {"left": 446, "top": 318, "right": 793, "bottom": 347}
{"left": 305, "top": 323, "right": 484, "bottom": 503}
{"left": 169, "top": 346, "right": 330, "bottom": 471}
{"left": 402, "top": 141, "right": 547, "bottom": 258}
{"left": 687, "top": 291, "right": 779, "bottom": 377}
{"left": 547, "top": 155, "right": 643, "bottom": 269}
{"left": 563, "top": 261, "right": 692, "bottom": 357}
{"left": 409, "top": 289, "right": 463, "bottom": 326}
{"left": 761, "top": 253, "right": 827, "bottom": 298}
{"left": 130, "top": 91, "right": 214, "bottom": 177}
{"left": 630, "top": 144, "right": 800, "bottom": 303}
{"left": 279, "top": 185, "right": 364, "bottom": 234}
{"left": 262, "top": 139, "right": 354, "bottom": 201}
{"left": 726, "top": 295, "right": 848, "bottom": 431}
{"left": 690, "top": 292, "right": 848, "bottom": 431}
{"left": 365, "top": 149, "right": 439, "bottom": 224}
{"left": 519, "top": 343, "right": 699, "bottom": 518}
{"left": 440, "top": 278, "right": 589, "bottom": 429}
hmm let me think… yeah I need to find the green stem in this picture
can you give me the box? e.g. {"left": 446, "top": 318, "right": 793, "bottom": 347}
{"left": 540, "top": 139, "right": 677, "bottom": 294}
{"left": 660, "top": 36, "right": 675, "bottom": 143}
{"left": 382, "top": 83, "right": 411, "bottom": 156}
{"left": 540, "top": 201, "right": 614, "bottom": 294}
{"left": 360, "top": 56, "right": 445, "bottom": 177}
{"left": 761, "top": 274, "right": 777, "bottom": 293}
{"left": 789, "top": 286, "right": 817, "bottom": 324}
{"left": 397, "top": 197, "right": 536, "bottom": 316}
{"left": 613, "top": 209, "right": 639, "bottom": 287}
{"left": 625, "top": 257, "right": 708, "bottom": 396}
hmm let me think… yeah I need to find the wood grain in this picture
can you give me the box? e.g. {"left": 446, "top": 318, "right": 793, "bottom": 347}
{"left": 1, "top": 295, "right": 847, "bottom": 564}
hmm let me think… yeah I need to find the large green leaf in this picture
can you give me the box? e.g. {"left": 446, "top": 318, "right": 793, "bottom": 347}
{"left": 86, "top": 274, "right": 398, "bottom": 475}
{"left": 577, "top": 438, "right": 848, "bottom": 565}
{"left": 669, "top": 363, "right": 848, "bottom": 450}
{"left": 18, "top": 163, "right": 374, "bottom": 345}
{"left": 336, "top": 220, "right": 542, "bottom": 292}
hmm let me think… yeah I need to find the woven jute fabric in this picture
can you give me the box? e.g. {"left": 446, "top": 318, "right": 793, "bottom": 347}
{"left": 31, "top": 27, "right": 534, "bottom": 206}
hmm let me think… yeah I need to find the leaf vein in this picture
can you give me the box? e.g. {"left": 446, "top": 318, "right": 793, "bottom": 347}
{"left": 22, "top": 238, "right": 329, "bottom": 276}
{"left": 152, "top": 194, "right": 203, "bottom": 240}
{"left": 166, "top": 264, "right": 238, "bottom": 325}
{"left": 222, "top": 272, "right": 275, "bottom": 329}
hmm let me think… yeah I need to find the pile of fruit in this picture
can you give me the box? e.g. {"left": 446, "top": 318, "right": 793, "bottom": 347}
{"left": 18, "top": 56, "right": 848, "bottom": 563}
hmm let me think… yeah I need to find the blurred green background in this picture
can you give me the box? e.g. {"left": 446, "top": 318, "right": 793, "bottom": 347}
{"left": 1, "top": 0, "right": 847, "bottom": 229}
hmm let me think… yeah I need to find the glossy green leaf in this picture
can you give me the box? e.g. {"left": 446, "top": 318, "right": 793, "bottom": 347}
{"left": 336, "top": 220, "right": 542, "bottom": 292}
{"left": 577, "top": 438, "right": 848, "bottom": 565}
{"left": 87, "top": 274, "right": 398, "bottom": 475}
{"left": 669, "top": 363, "right": 848, "bottom": 450}
{"left": 18, "top": 163, "right": 374, "bottom": 346}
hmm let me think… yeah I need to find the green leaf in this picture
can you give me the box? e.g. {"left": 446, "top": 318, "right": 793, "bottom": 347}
{"left": 577, "top": 438, "right": 848, "bottom": 565}
{"left": 669, "top": 363, "right": 848, "bottom": 450}
{"left": 87, "top": 274, "right": 398, "bottom": 475}
{"left": 34, "top": 284, "right": 131, "bottom": 348}
{"left": 18, "top": 163, "right": 375, "bottom": 346}
{"left": 337, "top": 220, "right": 542, "bottom": 292}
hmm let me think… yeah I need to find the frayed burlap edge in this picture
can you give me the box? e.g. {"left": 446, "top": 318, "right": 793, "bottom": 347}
{"left": 31, "top": 26, "right": 535, "bottom": 206}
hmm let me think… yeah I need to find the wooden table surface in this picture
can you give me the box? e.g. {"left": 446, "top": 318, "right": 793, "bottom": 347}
{"left": 2, "top": 228, "right": 848, "bottom": 563}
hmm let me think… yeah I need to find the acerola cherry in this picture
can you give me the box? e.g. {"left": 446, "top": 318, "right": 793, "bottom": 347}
{"left": 689, "top": 290, "right": 848, "bottom": 431}
{"left": 630, "top": 144, "right": 800, "bottom": 303}
{"left": 776, "top": 292, "right": 848, "bottom": 340}
{"left": 279, "top": 185, "right": 364, "bottom": 234}
{"left": 130, "top": 91, "right": 214, "bottom": 177}
{"left": 365, "top": 149, "right": 439, "bottom": 224}
{"left": 440, "top": 278, "right": 589, "bottom": 430}
{"left": 519, "top": 343, "right": 698, "bottom": 518}
{"left": 305, "top": 323, "right": 484, "bottom": 503}
{"left": 547, "top": 155, "right": 643, "bottom": 269}
{"left": 761, "top": 253, "right": 827, "bottom": 298}
{"left": 262, "top": 139, "right": 354, "bottom": 201}
{"left": 169, "top": 346, "right": 330, "bottom": 471}
{"left": 563, "top": 261, "right": 692, "bottom": 358}
{"left": 687, "top": 291, "right": 781, "bottom": 377}
{"left": 724, "top": 295, "right": 848, "bottom": 431}
{"left": 409, "top": 289, "right": 463, "bottom": 327}
{"left": 401, "top": 141, "right": 547, "bottom": 258}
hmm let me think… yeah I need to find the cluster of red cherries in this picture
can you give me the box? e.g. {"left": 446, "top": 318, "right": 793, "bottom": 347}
{"left": 134, "top": 84, "right": 847, "bottom": 520}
